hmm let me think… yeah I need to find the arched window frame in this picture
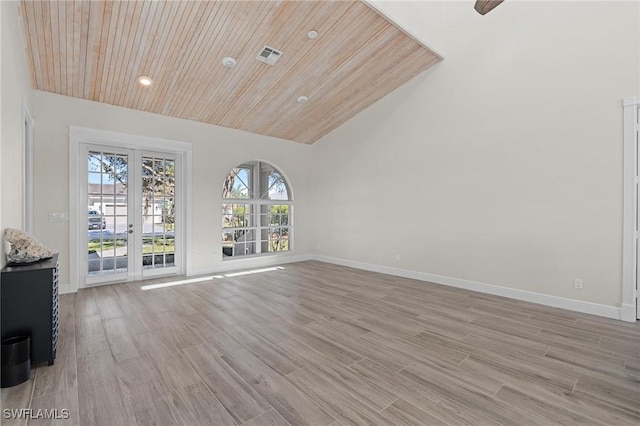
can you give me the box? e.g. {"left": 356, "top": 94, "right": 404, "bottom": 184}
{"left": 221, "top": 161, "right": 292, "bottom": 259}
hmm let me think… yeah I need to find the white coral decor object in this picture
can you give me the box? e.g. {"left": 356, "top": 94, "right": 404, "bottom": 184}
{"left": 4, "top": 228, "right": 57, "bottom": 263}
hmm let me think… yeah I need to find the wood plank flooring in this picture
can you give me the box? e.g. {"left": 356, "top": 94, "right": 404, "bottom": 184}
{"left": 2, "top": 261, "right": 639, "bottom": 425}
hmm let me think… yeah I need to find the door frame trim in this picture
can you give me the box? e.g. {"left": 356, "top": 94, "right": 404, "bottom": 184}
{"left": 622, "top": 97, "right": 640, "bottom": 321}
{"left": 22, "top": 99, "right": 34, "bottom": 234}
{"left": 69, "top": 126, "right": 193, "bottom": 292}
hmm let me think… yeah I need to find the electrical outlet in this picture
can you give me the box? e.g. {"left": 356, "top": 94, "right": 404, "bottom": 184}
{"left": 48, "top": 212, "right": 69, "bottom": 222}
{"left": 574, "top": 278, "right": 583, "bottom": 290}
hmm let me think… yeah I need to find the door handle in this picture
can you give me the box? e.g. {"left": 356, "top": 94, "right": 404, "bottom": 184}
{"left": 128, "top": 229, "right": 133, "bottom": 234}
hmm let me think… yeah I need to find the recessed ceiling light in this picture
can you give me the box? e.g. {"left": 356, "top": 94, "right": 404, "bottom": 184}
{"left": 137, "top": 76, "right": 153, "bottom": 86}
{"left": 222, "top": 57, "right": 236, "bottom": 68}
{"left": 307, "top": 30, "right": 318, "bottom": 40}
{"left": 297, "top": 96, "right": 309, "bottom": 104}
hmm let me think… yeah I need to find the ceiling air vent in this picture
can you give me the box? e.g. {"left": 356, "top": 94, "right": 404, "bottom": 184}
{"left": 256, "top": 46, "right": 282, "bottom": 65}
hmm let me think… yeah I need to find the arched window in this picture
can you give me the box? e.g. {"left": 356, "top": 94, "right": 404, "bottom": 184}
{"left": 221, "top": 161, "right": 292, "bottom": 258}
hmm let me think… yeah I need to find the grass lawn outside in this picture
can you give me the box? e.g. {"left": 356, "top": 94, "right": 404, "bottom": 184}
{"left": 89, "top": 236, "right": 175, "bottom": 254}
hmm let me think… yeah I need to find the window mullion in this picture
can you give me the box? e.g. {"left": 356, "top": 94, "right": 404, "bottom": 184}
{"left": 252, "top": 161, "right": 260, "bottom": 200}
{"left": 253, "top": 202, "right": 261, "bottom": 254}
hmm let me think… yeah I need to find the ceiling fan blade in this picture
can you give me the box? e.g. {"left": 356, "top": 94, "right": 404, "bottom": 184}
{"left": 474, "top": 0, "right": 504, "bottom": 15}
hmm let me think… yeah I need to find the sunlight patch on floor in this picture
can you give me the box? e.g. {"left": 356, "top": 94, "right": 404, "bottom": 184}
{"left": 140, "top": 266, "right": 285, "bottom": 290}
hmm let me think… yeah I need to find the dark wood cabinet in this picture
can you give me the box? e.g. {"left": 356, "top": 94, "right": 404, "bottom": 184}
{"left": 1, "top": 254, "right": 59, "bottom": 365}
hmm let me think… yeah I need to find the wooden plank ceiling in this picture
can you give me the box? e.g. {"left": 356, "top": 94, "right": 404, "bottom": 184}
{"left": 19, "top": 0, "right": 441, "bottom": 144}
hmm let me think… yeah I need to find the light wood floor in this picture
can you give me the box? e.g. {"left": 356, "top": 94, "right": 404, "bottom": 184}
{"left": 2, "top": 261, "right": 639, "bottom": 425}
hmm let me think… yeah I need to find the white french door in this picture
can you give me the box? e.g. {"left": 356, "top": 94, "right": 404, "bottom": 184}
{"left": 81, "top": 145, "right": 180, "bottom": 286}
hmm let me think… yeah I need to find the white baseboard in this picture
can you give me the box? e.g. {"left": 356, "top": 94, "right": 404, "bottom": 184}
{"left": 58, "top": 283, "right": 73, "bottom": 295}
{"left": 57, "top": 253, "right": 633, "bottom": 322}
{"left": 188, "top": 254, "right": 313, "bottom": 277}
{"left": 313, "top": 255, "right": 625, "bottom": 321}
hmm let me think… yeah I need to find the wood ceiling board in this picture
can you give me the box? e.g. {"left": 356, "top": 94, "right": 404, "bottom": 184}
{"left": 147, "top": 1, "right": 195, "bottom": 112}
{"left": 173, "top": 1, "right": 261, "bottom": 120}
{"left": 163, "top": 1, "right": 220, "bottom": 117}
{"left": 197, "top": 1, "right": 318, "bottom": 124}
{"left": 75, "top": 0, "right": 87, "bottom": 96}
{"left": 18, "top": 2, "right": 39, "bottom": 88}
{"left": 130, "top": 0, "right": 169, "bottom": 110}
{"left": 158, "top": 1, "right": 218, "bottom": 114}
{"left": 193, "top": 1, "right": 283, "bottom": 123}
{"left": 167, "top": 1, "right": 234, "bottom": 117}
{"left": 19, "top": 0, "right": 441, "bottom": 144}
{"left": 166, "top": 0, "right": 241, "bottom": 121}
{"left": 226, "top": 1, "right": 373, "bottom": 133}
{"left": 115, "top": 0, "right": 145, "bottom": 106}
{"left": 214, "top": 2, "right": 342, "bottom": 127}
{"left": 215, "top": 1, "right": 357, "bottom": 128}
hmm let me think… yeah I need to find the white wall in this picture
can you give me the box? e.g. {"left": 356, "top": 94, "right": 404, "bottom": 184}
{"left": 1, "top": 1, "right": 32, "bottom": 268}
{"left": 312, "top": 1, "right": 640, "bottom": 310}
{"left": 31, "top": 91, "right": 313, "bottom": 287}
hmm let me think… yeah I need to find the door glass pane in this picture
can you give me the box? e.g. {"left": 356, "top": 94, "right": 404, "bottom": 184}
{"left": 142, "top": 156, "right": 175, "bottom": 270}
{"left": 88, "top": 151, "right": 128, "bottom": 276}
